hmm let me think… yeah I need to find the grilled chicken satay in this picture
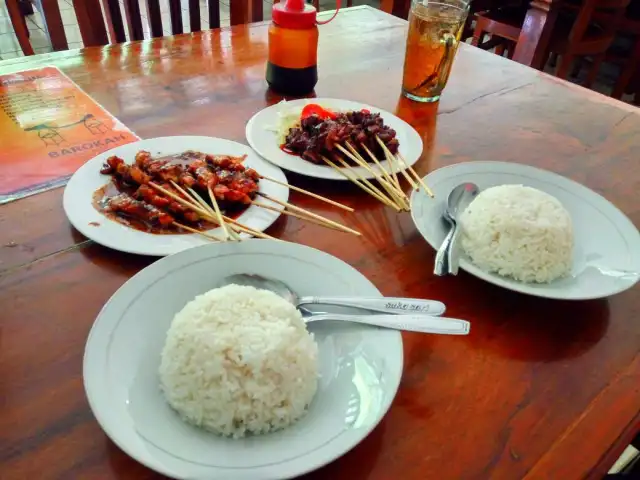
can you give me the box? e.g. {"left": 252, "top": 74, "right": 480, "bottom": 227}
{"left": 101, "top": 155, "right": 201, "bottom": 225}
{"left": 102, "top": 151, "right": 260, "bottom": 208}
{"left": 135, "top": 184, "right": 200, "bottom": 223}
{"left": 107, "top": 193, "right": 175, "bottom": 228}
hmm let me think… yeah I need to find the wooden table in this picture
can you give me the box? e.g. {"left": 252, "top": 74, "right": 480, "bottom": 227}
{"left": 1, "top": 6, "right": 639, "bottom": 480}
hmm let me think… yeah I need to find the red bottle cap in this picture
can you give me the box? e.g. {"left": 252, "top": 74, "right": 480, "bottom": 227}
{"left": 272, "top": 0, "right": 318, "bottom": 29}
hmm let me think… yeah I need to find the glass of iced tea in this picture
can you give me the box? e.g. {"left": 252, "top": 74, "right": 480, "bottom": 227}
{"left": 402, "top": 0, "right": 469, "bottom": 103}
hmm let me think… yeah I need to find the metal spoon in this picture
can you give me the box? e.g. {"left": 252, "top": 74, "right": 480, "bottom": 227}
{"left": 298, "top": 306, "right": 469, "bottom": 335}
{"left": 224, "top": 274, "right": 446, "bottom": 315}
{"left": 223, "top": 274, "right": 470, "bottom": 335}
{"left": 434, "top": 182, "right": 479, "bottom": 276}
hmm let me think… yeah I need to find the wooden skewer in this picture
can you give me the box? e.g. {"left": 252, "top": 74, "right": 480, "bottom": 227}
{"left": 363, "top": 142, "right": 401, "bottom": 190}
{"left": 259, "top": 174, "right": 354, "bottom": 212}
{"left": 149, "top": 182, "right": 275, "bottom": 240}
{"left": 359, "top": 143, "right": 410, "bottom": 206}
{"left": 188, "top": 186, "right": 230, "bottom": 241}
{"left": 331, "top": 148, "right": 396, "bottom": 205}
{"left": 169, "top": 180, "right": 204, "bottom": 210}
{"left": 396, "top": 151, "right": 434, "bottom": 198}
{"left": 354, "top": 142, "right": 399, "bottom": 191}
{"left": 332, "top": 154, "right": 402, "bottom": 212}
{"left": 342, "top": 142, "right": 409, "bottom": 211}
{"left": 376, "top": 136, "right": 417, "bottom": 189}
{"left": 150, "top": 182, "right": 212, "bottom": 217}
{"left": 253, "top": 202, "right": 350, "bottom": 233}
{"left": 336, "top": 144, "right": 400, "bottom": 200}
{"left": 208, "top": 186, "right": 242, "bottom": 241}
{"left": 320, "top": 155, "right": 398, "bottom": 208}
{"left": 189, "top": 186, "right": 236, "bottom": 241}
{"left": 171, "top": 180, "right": 240, "bottom": 241}
{"left": 220, "top": 215, "right": 278, "bottom": 240}
{"left": 173, "top": 222, "right": 222, "bottom": 241}
{"left": 258, "top": 192, "right": 361, "bottom": 236}
{"left": 187, "top": 187, "right": 216, "bottom": 216}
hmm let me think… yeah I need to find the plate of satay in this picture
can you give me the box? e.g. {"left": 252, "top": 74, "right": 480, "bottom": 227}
{"left": 63, "top": 136, "right": 294, "bottom": 256}
{"left": 245, "top": 98, "right": 424, "bottom": 182}
{"left": 64, "top": 136, "right": 361, "bottom": 256}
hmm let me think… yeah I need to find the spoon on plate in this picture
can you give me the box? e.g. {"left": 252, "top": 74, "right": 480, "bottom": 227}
{"left": 434, "top": 182, "right": 479, "bottom": 276}
{"left": 225, "top": 273, "right": 446, "bottom": 315}
{"left": 224, "top": 274, "right": 470, "bottom": 335}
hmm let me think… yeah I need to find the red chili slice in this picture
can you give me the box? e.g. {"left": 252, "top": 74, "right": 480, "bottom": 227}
{"left": 301, "top": 104, "right": 337, "bottom": 120}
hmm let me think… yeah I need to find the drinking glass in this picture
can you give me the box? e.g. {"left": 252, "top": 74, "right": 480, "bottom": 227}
{"left": 401, "top": 0, "right": 469, "bottom": 103}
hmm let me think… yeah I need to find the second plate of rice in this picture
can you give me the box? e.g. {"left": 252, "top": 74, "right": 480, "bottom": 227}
{"left": 411, "top": 161, "right": 640, "bottom": 300}
{"left": 83, "top": 240, "right": 403, "bottom": 479}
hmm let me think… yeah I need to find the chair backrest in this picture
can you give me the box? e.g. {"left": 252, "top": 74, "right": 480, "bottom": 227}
{"left": 567, "top": 0, "right": 631, "bottom": 45}
{"left": 92, "top": 0, "right": 265, "bottom": 45}
{"left": 5, "top": 0, "right": 264, "bottom": 56}
{"left": 5, "top": 0, "right": 70, "bottom": 54}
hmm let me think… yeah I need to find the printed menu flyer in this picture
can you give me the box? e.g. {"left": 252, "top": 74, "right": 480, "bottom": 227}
{"left": 0, "top": 66, "right": 139, "bottom": 204}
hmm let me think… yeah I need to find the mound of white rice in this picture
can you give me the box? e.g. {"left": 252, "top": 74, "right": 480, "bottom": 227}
{"left": 159, "top": 284, "right": 319, "bottom": 438}
{"left": 459, "top": 185, "right": 573, "bottom": 283}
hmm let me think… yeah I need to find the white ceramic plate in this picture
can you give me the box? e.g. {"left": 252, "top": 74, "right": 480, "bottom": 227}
{"left": 63, "top": 136, "right": 288, "bottom": 256}
{"left": 411, "top": 161, "right": 640, "bottom": 300}
{"left": 84, "top": 240, "right": 403, "bottom": 480}
{"left": 245, "top": 98, "right": 423, "bottom": 181}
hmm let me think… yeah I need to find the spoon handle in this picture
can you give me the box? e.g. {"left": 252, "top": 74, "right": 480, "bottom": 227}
{"left": 305, "top": 313, "right": 470, "bottom": 335}
{"left": 446, "top": 225, "right": 461, "bottom": 275}
{"left": 434, "top": 223, "right": 456, "bottom": 276}
{"left": 297, "top": 296, "right": 446, "bottom": 316}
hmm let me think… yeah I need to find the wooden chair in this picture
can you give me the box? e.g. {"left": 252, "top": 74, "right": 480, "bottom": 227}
{"left": 591, "top": 2, "right": 640, "bottom": 100}
{"left": 471, "top": 5, "right": 528, "bottom": 58}
{"left": 5, "top": 0, "right": 264, "bottom": 56}
{"left": 100, "top": 0, "right": 264, "bottom": 43}
{"left": 548, "top": 0, "right": 631, "bottom": 86}
{"left": 5, "top": 0, "right": 68, "bottom": 54}
{"left": 471, "top": 0, "right": 631, "bottom": 88}
{"left": 463, "top": 0, "right": 523, "bottom": 42}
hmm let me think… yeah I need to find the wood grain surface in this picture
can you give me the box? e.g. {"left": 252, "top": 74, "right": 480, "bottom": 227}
{"left": 1, "top": 6, "right": 639, "bottom": 480}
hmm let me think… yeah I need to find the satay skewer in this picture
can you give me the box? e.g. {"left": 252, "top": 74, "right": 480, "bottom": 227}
{"left": 375, "top": 136, "right": 417, "bottom": 190}
{"left": 257, "top": 192, "right": 361, "bottom": 236}
{"left": 148, "top": 182, "right": 275, "bottom": 240}
{"left": 220, "top": 214, "right": 278, "bottom": 240}
{"left": 396, "top": 151, "right": 434, "bottom": 198}
{"left": 332, "top": 155, "right": 402, "bottom": 213}
{"left": 173, "top": 222, "right": 222, "bottom": 241}
{"left": 170, "top": 180, "right": 237, "bottom": 242}
{"left": 259, "top": 174, "right": 354, "bottom": 212}
{"left": 336, "top": 143, "right": 401, "bottom": 200}
{"left": 350, "top": 142, "right": 400, "bottom": 193}
{"left": 359, "top": 143, "right": 410, "bottom": 206}
{"left": 208, "top": 186, "right": 242, "bottom": 241}
{"left": 320, "top": 155, "right": 398, "bottom": 209}
{"left": 185, "top": 187, "right": 230, "bottom": 241}
{"left": 253, "top": 202, "right": 352, "bottom": 233}
{"left": 339, "top": 143, "right": 409, "bottom": 211}
{"left": 188, "top": 187, "right": 238, "bottom": 242}
{"left": 362, "top": 142, "right": 401, "bottom": 190}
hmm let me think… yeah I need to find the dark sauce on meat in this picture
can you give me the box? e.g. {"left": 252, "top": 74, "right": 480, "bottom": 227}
{"left": 93, "top": 152, "right": 250, "bottom": 235}
{"left": 283, "top": 109, "right": 400, "bottom": 165}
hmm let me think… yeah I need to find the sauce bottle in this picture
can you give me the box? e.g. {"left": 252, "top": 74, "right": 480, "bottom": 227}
{"left": 267, "top": 0, "right": 340, "bottom": 96}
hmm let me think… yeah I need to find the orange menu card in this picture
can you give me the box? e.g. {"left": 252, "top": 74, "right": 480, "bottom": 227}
{"left": 0, "top": 66, "right": 139, "bottom": 204}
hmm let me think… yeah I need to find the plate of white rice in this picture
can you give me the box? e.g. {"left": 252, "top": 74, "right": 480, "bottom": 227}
{"left": 83, "top": 240, "right": 403, "bottom": 479}
{"left": 410, "top": 162, "right": 640, "bottom": 300}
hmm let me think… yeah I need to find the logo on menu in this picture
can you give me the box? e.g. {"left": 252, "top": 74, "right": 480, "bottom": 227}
{"left": 47, "top": 133, "right": 129, "bottom": 157}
